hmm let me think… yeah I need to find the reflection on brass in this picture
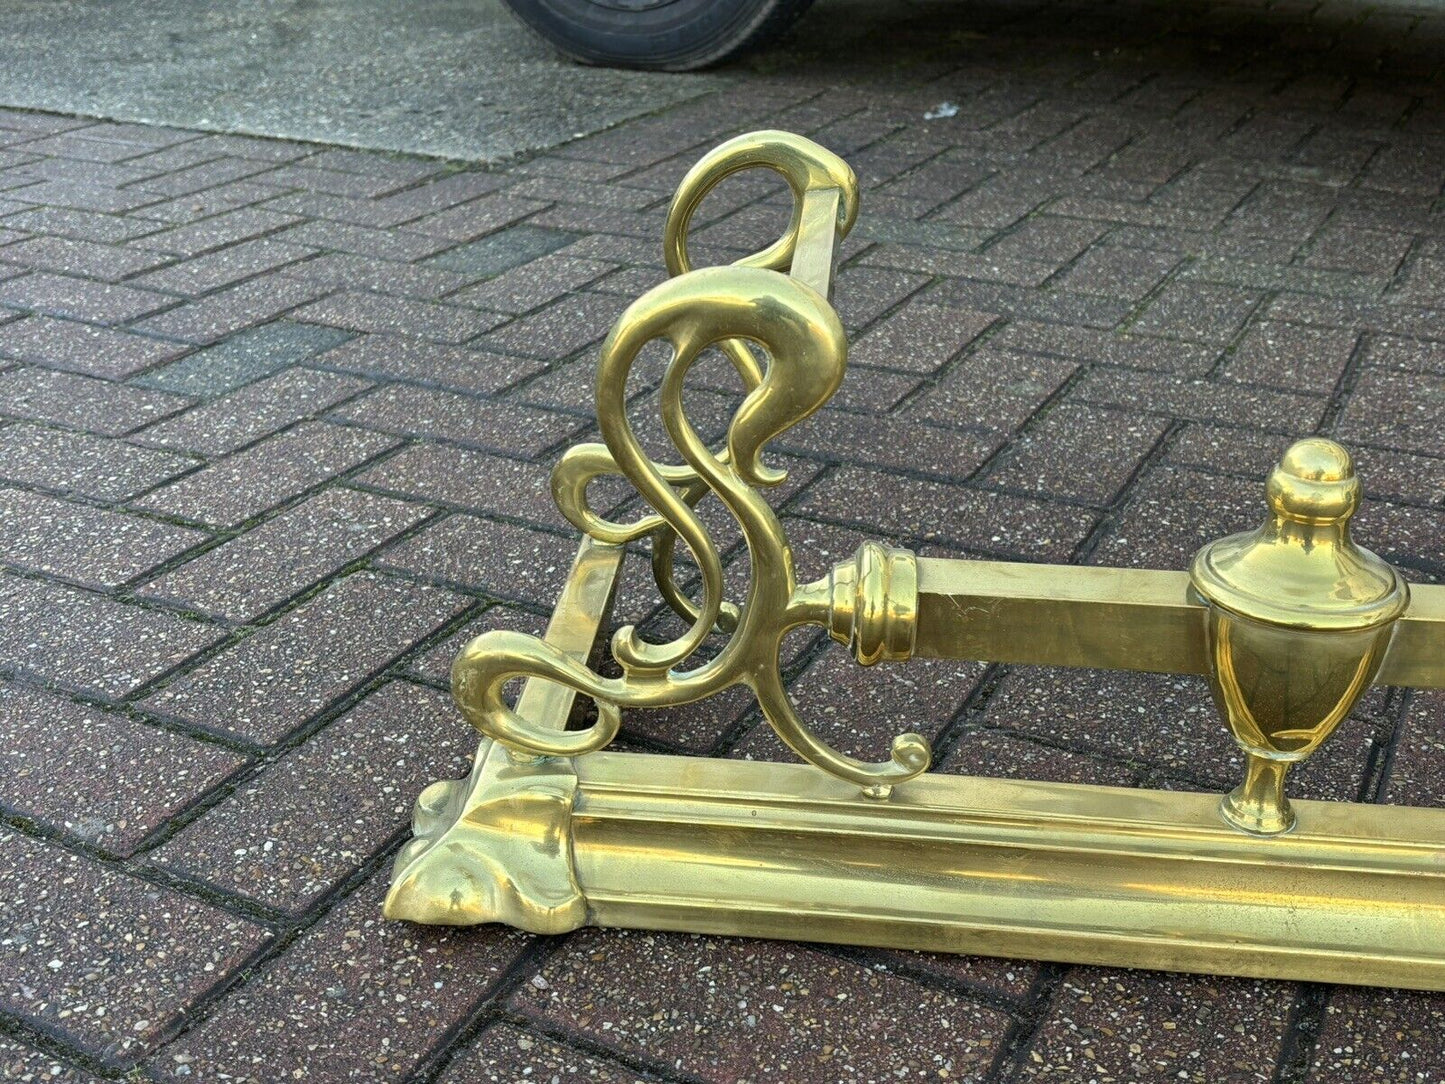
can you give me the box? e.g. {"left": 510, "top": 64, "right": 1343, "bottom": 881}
{"left": 1190, "top": 439, "right": 1409, "bottom": 834}
{"left": 387, "top": 130, "right": 1445, "bottom": 991}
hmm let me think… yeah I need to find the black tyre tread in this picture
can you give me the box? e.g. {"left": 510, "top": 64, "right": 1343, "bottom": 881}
{"left": 503, "top": 0, "right": 818, "bottom": 71}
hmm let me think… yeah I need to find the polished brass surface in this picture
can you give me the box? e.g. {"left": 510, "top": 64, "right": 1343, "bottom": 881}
{"left": 570, "top": 754, "right": 1445, "bottom": 990}
{"left": 388, "top": 129, "right": 1445, "bottom": 991}
{"left": 908, "top": 558, "right": 1444, "bottom": 686}
{"left": 1191, "top": 439, "right": 1410, "bottom": 834}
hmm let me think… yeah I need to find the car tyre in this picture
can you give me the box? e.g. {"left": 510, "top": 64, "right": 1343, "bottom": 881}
{"left": 501, "top": 0, "right": 817, "bottom": 71}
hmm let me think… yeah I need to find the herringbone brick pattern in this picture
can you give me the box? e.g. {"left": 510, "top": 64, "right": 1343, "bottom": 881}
{"left": 2, "top": 0, "right": 1444, "bottom": 1080}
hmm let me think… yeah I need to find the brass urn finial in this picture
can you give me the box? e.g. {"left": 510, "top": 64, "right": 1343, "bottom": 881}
{"left": 1191, "top": 438, "right": 1409, "bottom": 834}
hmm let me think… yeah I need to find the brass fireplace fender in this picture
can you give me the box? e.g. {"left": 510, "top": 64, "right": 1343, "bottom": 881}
{"left": 385, "top": 130, "right": 1445, "bottom": 991}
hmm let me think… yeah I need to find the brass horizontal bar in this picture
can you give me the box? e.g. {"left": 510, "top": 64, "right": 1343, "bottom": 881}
{"left": 572, "top": 751, "right": 1445, "bottom": 990}
{"left": 912, "top": 558, "right": 1445, "bottom": 688}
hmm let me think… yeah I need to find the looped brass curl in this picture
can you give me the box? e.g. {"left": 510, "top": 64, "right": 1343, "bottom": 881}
{"left": 641, "top": 130, "right": 859, "bottom": 631}
{"left": 454, "top": 264, "right": 931, "bottom": 790}
{"left": 663, "top": 128, "right": 860, "bottom": 280}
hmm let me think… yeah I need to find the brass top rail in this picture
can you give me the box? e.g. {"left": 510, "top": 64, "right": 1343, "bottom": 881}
{"left": 910, "top": 559, "right": 1445, "bottom": 688}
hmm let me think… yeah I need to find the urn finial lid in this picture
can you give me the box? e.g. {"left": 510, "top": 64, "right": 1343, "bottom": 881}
{"left": 1189, "top": 438, "right": 1409, "bottom": 631}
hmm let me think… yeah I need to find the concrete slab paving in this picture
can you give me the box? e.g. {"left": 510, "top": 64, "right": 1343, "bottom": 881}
{"left": 0, "top": 0, "right": 725, "bottom": 161}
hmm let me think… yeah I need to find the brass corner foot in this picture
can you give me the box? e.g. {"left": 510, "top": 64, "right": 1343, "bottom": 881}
{"left": 383, "top": 739, "right": 585, "bottom": 933}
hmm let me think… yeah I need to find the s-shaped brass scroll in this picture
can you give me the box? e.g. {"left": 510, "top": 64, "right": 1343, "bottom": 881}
{"left": 452, "top": 131, "right": 929, "bottom": 795}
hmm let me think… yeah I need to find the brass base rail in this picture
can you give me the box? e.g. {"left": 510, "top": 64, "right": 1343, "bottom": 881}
{"left": 386, "top": 131, "right": 1445, "bottom": 992}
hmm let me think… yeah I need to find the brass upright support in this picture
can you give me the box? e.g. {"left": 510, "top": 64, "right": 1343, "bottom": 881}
{"left": 386, "top": 129, "right": 1445, "bottom": 993}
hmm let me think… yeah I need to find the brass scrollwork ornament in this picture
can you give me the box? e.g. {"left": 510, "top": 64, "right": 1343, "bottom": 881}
{"left": 452, "top": 131, "right": 929, "bottom": 794}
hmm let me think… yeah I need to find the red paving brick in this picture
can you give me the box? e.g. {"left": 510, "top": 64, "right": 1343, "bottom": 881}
{"left": 4, "top": 3, "right": 1445, "bottom": 1077}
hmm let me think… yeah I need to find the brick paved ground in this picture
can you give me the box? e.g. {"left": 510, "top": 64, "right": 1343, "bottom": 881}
{"left": 3, "top": 0, "right": 1445, "bottom": 1080}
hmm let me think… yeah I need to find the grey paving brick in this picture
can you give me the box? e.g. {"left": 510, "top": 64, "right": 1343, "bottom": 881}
{"left": 276, "top": 217, "right": 454, "bottom": 261}
{"left": 512, "top": 929, "right": 1011, "bottom": 1084}
{"left": 0, "top": 270, "right": 173, "bottom": 324}
{"left": 905, "top": 349, "right": 1079, "bottom": 433}
{"left": 798, "top": 465, "right": 1097, "bottom": 560}
{"left": 313, "top": 333, "right": 545, "bottom": 395}
{"left": 1304, "top": 224, "right": 1413, "bottom": 276}
{"left": 1072, "top": 369, "right": 1327, "bottom": 431}
{"left": 0, "top": 829, "right": 270, "bottom": 1063}
{"left": 135, "top": 366, "right": 371, "bottom": 454}
{"left": 850, "top": 303, "right": 996, "bottom": 374}
{"left": 0, "top": 366, "right": 192, "bottom": 435}
{"left": 1363, "top": 333, "right": 1445, "bottom": 374}
{"left": 150, "top": 680, "right": 475, "bottom": 911}
{"left": 0, "top": 314, "right": 189, "bottom": 377}
{"left": 0, "top": 573, "right": 222, "bottom": 697}
{"left": 331, "top": 384, "right": 583, "bottom": 456}
{"left": 474, "top": 292, "right": 625, "bottom": 360}
{"left": 374, "top": 514, "right": 573, "bottom": 603}
{"left": 138, "top": 487, "right": 431, "bottom": 622}
{"left": 154, "top": 866, "right": 530, "bottom": 1082}
{"left": 986, "top": 214, "right": 1109, "bottom": 265}
{"left": 829, "top": 264, "right": 930, "bottom": 331}
{"left": 0, "top": 681, "right": 246, "bottom": 855}
{"left": 1307, "top": 986, "right": 1445, "bottom": 1082}
{"left": 133, "top": 206, "right": 303, "bottom": 257}
{"left": 263, "top": 162, "right": 419, "bottom": 199}
{"left": 1097, "top": 464, "right": 1261, "bottom": 570}
{"left": 0, "top": 234, "right": 170, "bottom": 280}
{"left": 1020, "top": 969, "right": 1293, "bottom": 1082}
{"left": 1131, "top": 280, "right": 1267, "bottom": 344}
{"left": 1336, "top": 367, "right": 1445, "bottom": 454}
{"left": 0, "top": 1036, "right": 105, "bottom": 1083}
{"left": 134, "top": 420, "right": 395, "bottom": 527}
{"left": 4, "top": 179, "right": 163, "bottom": 214}
{"left": 422, "top": 222, "right": 584, "bottom": 276}
{"left": 448, "top": 252, "right": 615, "bottom": 314}
{"left": 353, "top": 442, "right": 574, "bottom": 529}
{"left": 291, "top": 289, "right": 505, "bottom": 343}
{"left": 987, "top": 403, "right": 1170, "bottom": 505}
{"left": 1220, "top": 320, "right": 1358, "bottom": 391}
{"left": 1381, "top": 689, "right": 1445, "bottom": 809}
{"left": 18, "top": 130, "right": 158, "bottom": 163}
{"left": 127, "top": 272, "right": 330, "bottom": 343}
{"left": 778, "top": 408, "right": 1001, "bottom": 478}
{"left": 1055, "top": 243, "right": 1182, "bottom": 299}
{"left": 131, "top": 319, "right": 355, "bottom": 394}
{"left": 130, "top": 236, "right": 316, "bottom": 295}
{"left": 0, "top": 421, "right": 194, "bottom": 500}
{"left": 141, "top": 572, "right": 468, "bottom": 743}
{"left": 438, "top": 1024, "right": 647, "bottom": 1084}
{"left": 991, "top": 319, "right": 1222, "bottom": 375}
{"left": 861, "top": 241, "right": 1056, "bottom": 286}
{"left": 929, "top": 276, "right": 1134, "bottom": 328}
{"left": 0, "top": 486, "right": 206, "bottom": 588}
{"left": 129, "top": 155, "right": 274, "bottom": 198}
{"left": 403, "top": 192, "right": 549, "bottom": 242}
{"left": 282, "top": 250, "right": 473, "bottom": 299}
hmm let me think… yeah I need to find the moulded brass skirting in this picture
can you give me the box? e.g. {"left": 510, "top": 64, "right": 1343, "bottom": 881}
{"left": 387, "top": 129, "right": 1445, "bottom": 991}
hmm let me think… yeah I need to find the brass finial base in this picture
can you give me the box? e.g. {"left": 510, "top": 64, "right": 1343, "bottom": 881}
{"left": 1219, "top": 755, "right": 1295, "bottom": 835}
